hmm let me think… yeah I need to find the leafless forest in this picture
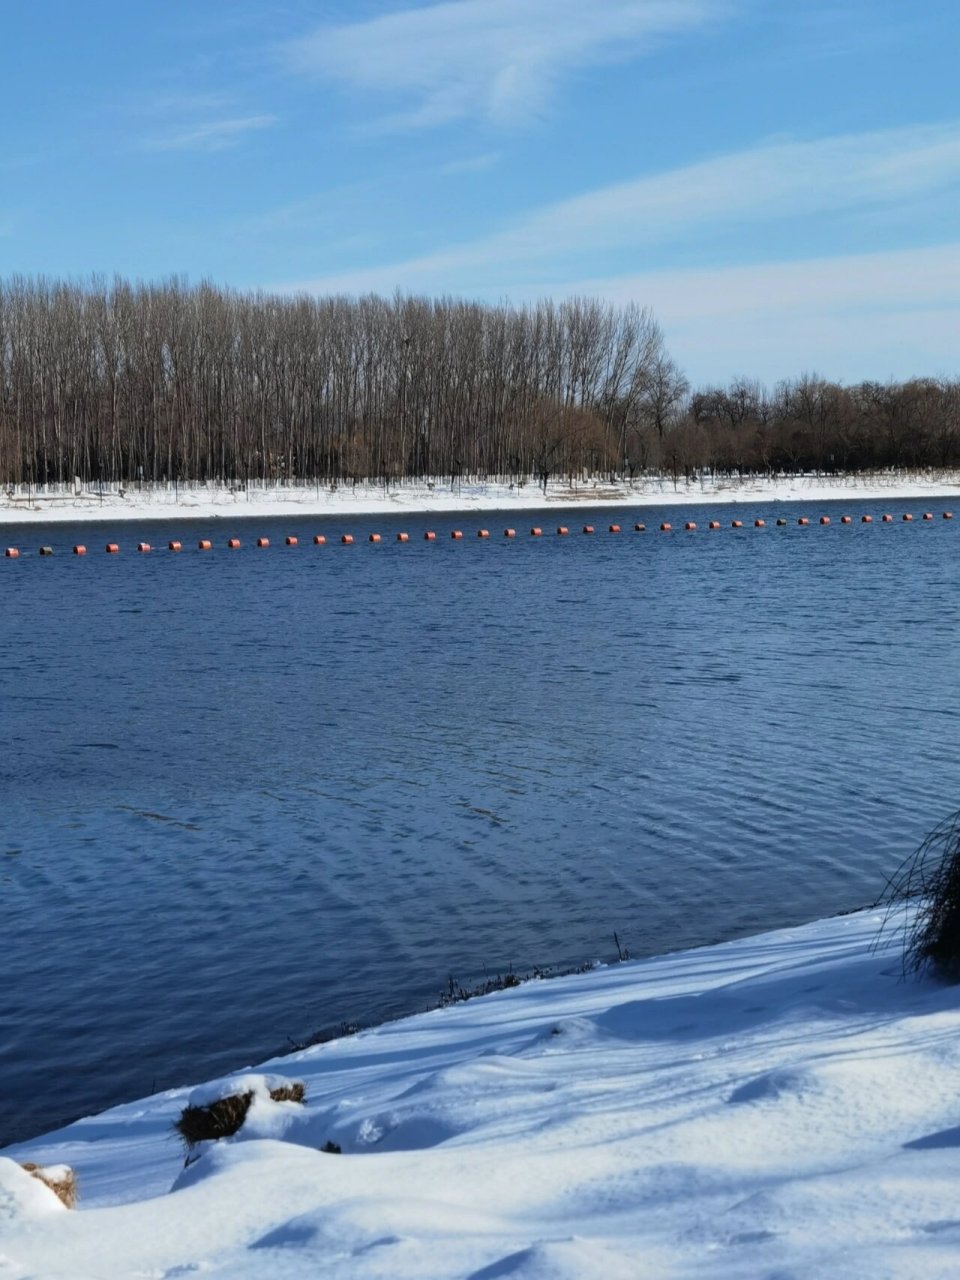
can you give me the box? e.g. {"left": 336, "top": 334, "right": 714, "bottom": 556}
{"left": 1, "top": 277, "right": 957, "bottom": 488}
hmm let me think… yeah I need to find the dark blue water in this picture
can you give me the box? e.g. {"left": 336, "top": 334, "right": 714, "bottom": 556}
{"left": 2, "top": 500, "right": 959, "bottom": 1145}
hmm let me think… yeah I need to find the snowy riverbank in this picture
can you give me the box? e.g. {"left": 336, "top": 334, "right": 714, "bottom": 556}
{"left": 3, "top": 472, "right": 960, "bottom": 526}
{"left": 4, "top": 904, "right": 959, "bottom": 1278}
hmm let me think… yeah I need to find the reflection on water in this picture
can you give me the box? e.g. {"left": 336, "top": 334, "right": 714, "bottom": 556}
{"left": 1, "top": 501, "right": 958, "bottom": 1143}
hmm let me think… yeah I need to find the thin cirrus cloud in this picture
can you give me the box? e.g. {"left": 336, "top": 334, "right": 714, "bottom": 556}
{"left": 279, "top": 121, "right": 960, "bottom": 297}
{"left": 440, "top": 152, "right": 502, "bottom": 175}
{"left": 283, "top": 0, "right": 726, "bottom": 129}
{"left": 557, "top": 244, "right": 960, "bottom": 383}
{"left": 144, "top": 115, "right": 278, "bottom": 153}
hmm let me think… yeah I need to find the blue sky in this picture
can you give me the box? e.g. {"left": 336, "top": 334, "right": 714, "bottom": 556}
{"left": 2, "top": 0, "right": 958, "bottom": 385}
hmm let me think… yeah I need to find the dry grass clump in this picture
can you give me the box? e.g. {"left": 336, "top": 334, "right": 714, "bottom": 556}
{"left": 881, "top": 809, "right": 960, "bottom": 978}
{"left": 438, "top": 957, "right": 599, "bottom": 1010}
{"left": 20, "top": 1163, "right": 77, "bottom": 1209}
{"left": 269, "top": 1082, "right": 305, "bottom": 1105}
{"left": 439, "top": 971, "right": 524, "bottom": 1007}
{"left": 175, "top": 1081, "right": 306, "bottom": 1148}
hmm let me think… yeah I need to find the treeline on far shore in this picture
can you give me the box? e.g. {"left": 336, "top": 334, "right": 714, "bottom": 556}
{"left": 0, "top": 275, "right": 958, "bottom": 489}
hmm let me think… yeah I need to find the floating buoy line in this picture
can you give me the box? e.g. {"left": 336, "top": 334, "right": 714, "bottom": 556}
{"left": 2, "top": 512, "right": 954, "bottom": 560}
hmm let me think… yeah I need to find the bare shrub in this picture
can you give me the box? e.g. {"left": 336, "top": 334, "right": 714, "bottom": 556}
{"left": 175, "top": 1082, "right": 306, "bottom": 1148}
{"left": 20, "top": 1163, "right": 77, "bottom": 1209}
{"left": 268, "top": 1082, "right": 305, "bottom": 1105}
{"left": 880, "top": 810, "right": 960, "bottom": 978}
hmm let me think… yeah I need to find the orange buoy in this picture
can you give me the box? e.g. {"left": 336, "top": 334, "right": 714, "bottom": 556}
{"left": 684, "top": 521, "right": 697, "bottom": 531}
{"left": 731, "top": 520, "right": 743, "bottom": 528}
{"left": 228, "top": 537, "right": 241, "bottom": 548}
{"left": 881, "top": 514, "right": 893, "bottom": 522}
{"left": 944, "top": 512, "right": 954, "bottom": 520}
{"left": 754, "top": 519, "right": 765, "bottom": 527}
{"left": 660, "top": 522, "right": 671, "bottom": 532}
{"left": 197, "top": 539, "right": 212, "bottom": 551}
{"left": 609, "top": 523, "right": 621, "bottom": 533}
{"left": 634, "top": 523, "right": 646, "bottom": 532}
{"left": 257, "top": 537, "right": 270, "bottom": 547}
{"left": 74, "top": 545, "right": 88, "bottom": 555}
{"left": 451, "top": 530, "right": 463, "bottom": 540}
{"left": 105, "top": 543, "right": 120, "bottom": 554}
{"left": 286, "top": 535, "right": 298, "bottom": 546}
{"left": 137, "top": 542, "right": 151, "bottom": 553}
{"left": 902, "top": 513, "right": 913, "bottom": 522}
{"left": 477, "top": 529, "right": 490, "bottom": 538}
{"left": 583, "top": 524, "right": 594, "bottom": 534}
{"left": 861, "top": 515, "right": 872, "bottom": 523}
{"left": 776, "top": 518, "right": 787, "bottom": 525}
{"left": 819, "top": 516, "right": 830, "bottom": 525}
{"left": 396, "top": 532, "right": 409, "bottom": 542}
{"left": 168, "top": 541, "right": 181, "bottom": 552}
{"left": 341, "top": 534, "right": 354, "bottom": 545}
{"left": 368, "top": 534, "right": 381, "bottom": 543}
{"left": 5, "top": 547, "right": 19, "bottom": 558}
{"left": 922, "top": 512, "right": 934, "bottom": 521}
{"left": 840, "top": 515, "right": 852, "bottom": 524}
{"left": 708, "top": 520, "right": 721, "bottom": 529}
{"left": 557, "top": 526, "right": 569, "bottom": 535}
{"left": 504, "top": 528, "right": 516, "bottom": 538}
{"left": 312, "top": 535, "right": 325, "bottom": 545}
{"left": 424, "top": 530, "right": 436, "bottom": 541}
{"left": 798, "top": 518, "right": 809, "bottom": 526}
{"left": 39, "top": 546, "right": 53, "bottom": 556}
{"left": 530, "top": 527, "right": 542, "bottom": 537}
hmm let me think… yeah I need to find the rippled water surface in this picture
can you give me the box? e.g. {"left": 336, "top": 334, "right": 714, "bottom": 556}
{"left": 2, "top": 500, "right": 959, "bottom": 1143}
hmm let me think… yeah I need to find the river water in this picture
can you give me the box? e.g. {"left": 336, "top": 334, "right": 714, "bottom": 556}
{"left": 2, "top": 500, "right": 958, "bottom": 1144}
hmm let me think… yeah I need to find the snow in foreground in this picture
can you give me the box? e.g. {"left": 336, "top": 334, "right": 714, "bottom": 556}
{"left": 4, "top": 906, "right": 960, "bottom": 1279}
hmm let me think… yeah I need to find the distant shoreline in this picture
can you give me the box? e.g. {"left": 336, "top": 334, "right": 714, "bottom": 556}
{"left": 2, "top": 471, "right": 960, "bottom": 527}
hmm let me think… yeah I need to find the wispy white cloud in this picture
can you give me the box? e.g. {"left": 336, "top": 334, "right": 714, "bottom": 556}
{"left": 557, "top": 243, "right": 960, "bottom": 384}
{"left": 274, "top": 240, "right": 960, "bottom": 384}
{"left": 231, "top": 193, "right": 379, "bottom": 260}
{"left": 234, "top": 194, "right": 346, "bottom": 236}
{"left": 490, "top": 121, "right": 960, "bottom": 256}
{"left": 770, "top": 1, "right": 916, "bottom": 62}
{"left": 440, "top": 152, "right": 502, "bottom": 176}
{"left": 144, "top": 114, "right": 278, "bottom": 153}
{"left": 141, "top": 91, "right": 235, "bottom": 117}
{"left": 291, "top": 243, "right": 958, "bottom": 385}
{"left": 599, "top": 245, "right": 960, "bottom": 321}
{"left": 284, "top": 0, "right": 727, "bottom": 130}
{"left": 277, "top": 121, "right": 960, "bottom": 296}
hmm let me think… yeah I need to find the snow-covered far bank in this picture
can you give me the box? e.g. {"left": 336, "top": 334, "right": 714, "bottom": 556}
{"left": 2, "top": 471, "right": 960, "bottom": 526}
{"left": 4, "top": 905, "right": 960, "bottom": 1279}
